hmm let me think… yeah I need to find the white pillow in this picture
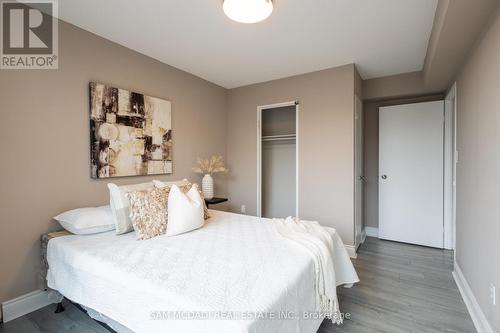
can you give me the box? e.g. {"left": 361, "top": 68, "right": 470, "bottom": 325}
{"left": 166, "top": 184, "right": 205, "bottom": 237}
{"left": 152, "top": 178, "right": 189, "bottom": 189}
{"left": 54, "top": 206, "right": 114, "bottom": 235}
{"left": 108, "top": 179, "right": 189, "bottom": 235}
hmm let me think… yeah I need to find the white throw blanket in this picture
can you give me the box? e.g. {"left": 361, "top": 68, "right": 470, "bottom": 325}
{"left": 273, "top": 217, "right": 342, "bottom": 324}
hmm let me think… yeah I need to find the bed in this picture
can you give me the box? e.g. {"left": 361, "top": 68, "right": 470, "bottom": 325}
{"left": 47, "top": 210, "right": 359, "bottom": 333}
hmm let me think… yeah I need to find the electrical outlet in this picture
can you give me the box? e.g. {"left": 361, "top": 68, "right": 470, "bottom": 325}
{"left": 241, "top": 205, "right": 246, "bottom": 214}
{"left": 490, "top": 284, "right": 496, "bottom": 306}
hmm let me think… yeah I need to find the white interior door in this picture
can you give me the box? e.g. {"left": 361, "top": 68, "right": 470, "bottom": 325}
{"left": 379, "top": 101, "right": 444, "bottom": 248}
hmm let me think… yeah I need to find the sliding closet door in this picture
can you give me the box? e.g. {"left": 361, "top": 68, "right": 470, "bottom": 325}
{"left": 379, "top": 101, "right": 444, "bottom": 248}
{"left": 262, "top": 141, "right": 296, "bottom": 218}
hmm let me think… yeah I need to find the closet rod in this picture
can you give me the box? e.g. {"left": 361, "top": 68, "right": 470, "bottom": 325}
{"left": 262, "top": 134, "right": 295, "bottom": 139}
{"left": 262, "top": 137, "right": 296, "bottom": 142}
{"left": 262, "top": 134, "right": 296, "bottom": 142}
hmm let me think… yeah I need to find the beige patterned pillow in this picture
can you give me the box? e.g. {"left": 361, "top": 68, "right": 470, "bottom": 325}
{"left": 127, "top": 187, "right": 170, "bottom": 240}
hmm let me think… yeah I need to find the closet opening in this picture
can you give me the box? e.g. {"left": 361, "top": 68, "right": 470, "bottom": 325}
{"left": 257, "top": 101, "right": 299, "bottom": 219}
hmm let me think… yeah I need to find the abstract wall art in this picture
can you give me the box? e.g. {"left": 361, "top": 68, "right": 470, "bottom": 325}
{"left": 89, "top": 82, "right": 172, "bottom": 179}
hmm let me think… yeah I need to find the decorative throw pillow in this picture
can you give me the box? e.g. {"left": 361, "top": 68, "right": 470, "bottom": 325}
{"left": 166, "top": 184, "right": 205, "bottom": 237}
{"left": 126, "top": 187, "right": 171, "bottom": 240}
{"left": 108, "top": 179, "right": 189, "bottom": 235}
{"left": 153, "top": 180, "right": 210, "bottom": 220}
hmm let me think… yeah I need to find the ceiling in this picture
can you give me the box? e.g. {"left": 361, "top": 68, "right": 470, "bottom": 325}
{"left": 58, "top": 0, "right": 438, "bottom": 89}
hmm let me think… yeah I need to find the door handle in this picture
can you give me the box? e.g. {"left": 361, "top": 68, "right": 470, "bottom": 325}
{"left": 381, "top": 175, "right": 387, "bottom": 180}
{"left": 359, "top": 176, "right": 367, "bottom": 183}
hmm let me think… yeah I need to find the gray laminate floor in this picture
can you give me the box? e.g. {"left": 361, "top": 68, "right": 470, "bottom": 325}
{"left": 320, "top": 237, "right": 475, "bottom": 333}
{"left": 0, "top": 301, "right": 110, "bottom": 333}
{"left": 0, "top": 237, "right": 475, "bottom": 333}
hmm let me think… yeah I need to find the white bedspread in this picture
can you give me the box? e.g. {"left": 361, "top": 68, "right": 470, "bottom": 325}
{"left": 47, "top": 210, "right": 358, "bottom": 333}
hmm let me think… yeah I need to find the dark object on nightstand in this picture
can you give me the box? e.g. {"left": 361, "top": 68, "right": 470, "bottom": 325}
{"left": 204, "top": 197, "right": 228, "bottom": 208}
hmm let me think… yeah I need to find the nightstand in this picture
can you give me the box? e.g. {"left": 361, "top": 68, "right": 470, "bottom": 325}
{"left": 204, "top": 197, "right": 228, "bottom": 208}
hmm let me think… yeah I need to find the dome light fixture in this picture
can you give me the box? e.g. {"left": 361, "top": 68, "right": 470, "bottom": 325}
{"left": 223, "top": 0, "right": 273, "bottom": 24}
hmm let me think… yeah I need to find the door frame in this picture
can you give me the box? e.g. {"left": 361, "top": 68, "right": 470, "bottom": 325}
{"left": 444, "top": 83, "right": 457, "bottom": 250}
{"left": 354, "top": 95, "right": 364, "bottom": 249}
{"left": 256, "top": 101, "right": 299, "bottom": 218}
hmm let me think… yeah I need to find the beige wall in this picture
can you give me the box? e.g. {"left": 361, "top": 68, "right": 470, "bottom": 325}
{"left": 0, "top": 21, "right": 228, "bottom": 303}
{"left": 454, "top": 5, "right": 500, "bottom": 330}
{"left": 362, "top": 71, "right": 442, "bottom": 101}
{"left": 226, "top": 65, "right": 357, "bottom": 246}
{"left": 363, "top": 95, "right": 444, "bottom": 228}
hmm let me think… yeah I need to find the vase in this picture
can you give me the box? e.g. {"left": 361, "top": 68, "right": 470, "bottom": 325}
{"left": 202, "top": 174, "right": 214, "bottom": 199}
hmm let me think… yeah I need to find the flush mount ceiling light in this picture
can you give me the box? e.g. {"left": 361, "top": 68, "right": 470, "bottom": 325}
{"left": 223, "top": 0, "right": 273, "bottom": 24}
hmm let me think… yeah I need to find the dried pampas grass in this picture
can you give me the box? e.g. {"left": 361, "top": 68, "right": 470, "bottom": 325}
{"left": 192, "top": 155, "right": 228, "bottom": 175}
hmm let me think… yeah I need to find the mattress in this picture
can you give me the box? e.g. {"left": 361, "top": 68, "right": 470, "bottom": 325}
{"left": 47, "top": 210, "right": 358, "bottom": 333}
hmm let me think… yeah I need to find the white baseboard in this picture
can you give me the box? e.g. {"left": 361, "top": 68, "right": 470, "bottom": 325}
{"left": 344, "top": 245, "right": 357, "bottom": 259}
{"left": 1, "top": 290, "right": 58, "bottom": 323}
{"left": 365, "top": 226, "right": 379, "bottom": 238}
{"left": 453, "top": 262, "right": 494, "bottom": 333}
